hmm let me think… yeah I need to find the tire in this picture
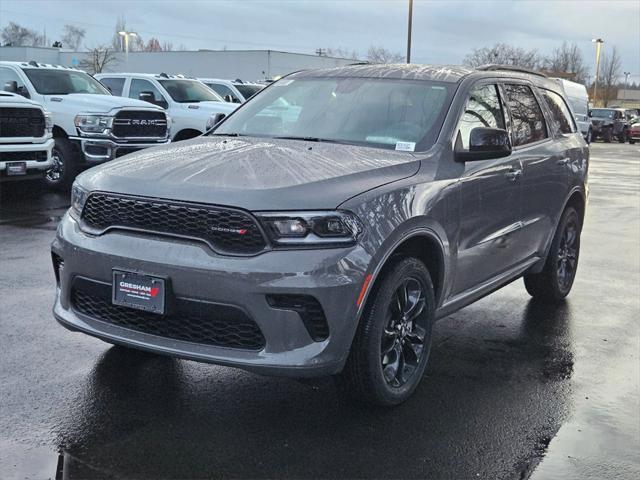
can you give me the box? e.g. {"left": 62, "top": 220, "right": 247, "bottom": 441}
{"left": 586, "top": 128, "right": 592, "bottom": 144}
{"left": 618, "top": 133, "right": 626, "bottom": 143}
{"left": 339, "top": 257, "right": 435, "bottom": 406}
{"left": 630, "top": 139, "right": 636, "bottom": 145}
{"left": 524, "top": 206, "right": 581, "bottom": 302}
{"left": 43, "top": 137, "right": 78, "bottom": 190}
{"left": 603, "top": 128, "right": 613, "bottom": 143}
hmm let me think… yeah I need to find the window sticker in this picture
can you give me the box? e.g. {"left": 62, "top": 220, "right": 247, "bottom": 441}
{"left": 395, "top": 141, "right": 416, "bottom": 152}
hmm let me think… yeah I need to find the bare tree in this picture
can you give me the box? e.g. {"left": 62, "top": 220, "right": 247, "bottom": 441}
{"left": 79, "top": 46, "right": 118, "bottom": 74}
{"left": 325, "top": 47, "right": 359, "bottom": 60}
{"left": 542, "top": 42, "right": 588, "bottom": 83}
{"left": 463, "top": 43, "right": 539, "bottom": 69}
{"left": 61, "top": 24, "right": 86, "bottom": 51}
{"left": 1, "top": 21, "right": 45, "bottom": 46}
{"left": 145, "top": 37, "right": 163, "bottom": 52}
{"left": 366, "top": 45, "right": 404, "bottom": 64}
{"left": 599, "top": 46, "right": 622, "bottom": 106}
{"left": 162, "top": 41, "right": 174, "bottom": 52}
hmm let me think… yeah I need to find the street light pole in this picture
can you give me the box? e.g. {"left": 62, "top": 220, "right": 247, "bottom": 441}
{"left": 118, "top": 31, "right": 137, "bottom": 62}
{"left": 406, "top": 0, "right": 413, "bottom": 64}
{"left": 592, "top": 38, "right": 604, "bottom": 107}
{"left": 623, "top": 71, "right": 631, "bottom": 104}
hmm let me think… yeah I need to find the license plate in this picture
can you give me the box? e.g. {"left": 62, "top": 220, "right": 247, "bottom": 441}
{"left": 112, "top": 270, "right": 166, "bottom": 314}
{"left": 6, "top": 161, "right": 27, "bottom": 176}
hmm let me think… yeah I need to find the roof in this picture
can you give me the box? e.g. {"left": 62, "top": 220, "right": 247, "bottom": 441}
{"left": 292, "top": 63, "right": 475, "bottom": 83}
{"left": 95, "top": 72, "right": 198, "bottom": 80}
{"left": 0, "top": 60, "right": 83, "bottom": 72}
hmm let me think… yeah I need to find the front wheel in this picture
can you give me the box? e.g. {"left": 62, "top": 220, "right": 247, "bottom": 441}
{"left": 524, "top": 206, "right": 581, "bottom": 302}
{"left": 43, "top": 138, "right": 78, "bottom": 190}
{"left": 618, "top": 133, "right": 626, "bottom": 143}
{"left": 629, "top": 138, "right": 636, "bottom": 145}
{"left": 586, "top": 128, "right": 592, "bottom": 144}
{"left": 339, "top": 257, "right": 435, "bottom": 406}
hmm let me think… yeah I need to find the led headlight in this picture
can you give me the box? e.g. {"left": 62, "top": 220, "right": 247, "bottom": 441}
{"left": 74, "top": 114, "right": 113, "bottom": 134}
{"left": 44, "top": 112, "right": 53, "bottom": 135}
{"left": 257, "top": 211, "right": 363, "bottom": 247}
{"left": 70, "top": 183, "right": 89, "bottom": 218}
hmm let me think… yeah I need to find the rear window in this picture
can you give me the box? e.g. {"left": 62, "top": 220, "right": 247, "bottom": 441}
{"left": 541, "top": 89, "right": 576, "bottom": 135}
{"left": 503, "top": 84, "right": 548, "bottom": 146}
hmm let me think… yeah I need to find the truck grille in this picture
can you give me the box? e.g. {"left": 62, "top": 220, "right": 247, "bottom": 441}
{"left": 0, "top": 150, "right": 48, "bottom": 162}
{"left": 0, "top": 107, "right": 45, "bottom": 138}
{"left": 81, "top": 193, "right": 268, "bottom": 255}
{"left": 71, "top": 278, "right": 265, "bottom": 350}
{"left": 112, "top": 110, "right": 168, "bottom": 139}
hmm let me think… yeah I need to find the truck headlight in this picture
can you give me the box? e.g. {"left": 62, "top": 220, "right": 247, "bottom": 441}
{"left": 44, "top": 112, "right": 53, "bottom": 135}
{"left": 257, "top": 211, "right": 363, "bottom": 247}
{"left": 74, "top": 114, "right": 113, "bottom": 134}
{"left": 70, "top": 183, "right": 89, "bottom": 218}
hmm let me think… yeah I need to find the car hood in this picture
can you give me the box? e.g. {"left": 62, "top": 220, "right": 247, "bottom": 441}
{"left": 78, "top": 136, "right": 422, "bottom": 210}
{"left": 43, "top": 94, "right": 164, "bottom": 114}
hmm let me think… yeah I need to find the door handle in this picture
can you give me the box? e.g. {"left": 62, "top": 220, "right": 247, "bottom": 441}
{"left": 557, "top": 158, "right": 570, "bottom": 166}
{"left": 505, "top": 168, "right": 522, "bottom": 181}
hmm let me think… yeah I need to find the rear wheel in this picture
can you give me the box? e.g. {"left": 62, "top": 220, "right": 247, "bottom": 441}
{"left": 339, "top": 257, "right": 435, "bottom": 406}
{"left": 43, "top": 137, "right": 78, "bottom": 190}
{"left": 586, "top": 128, "right": 592, "bottom": 144}
{"left": 618, "top": 133, "right": 626, "bottom": 143}
{"left": 630, "top": 138, "right": 637, "bottom": 145}
{"left": 524, "top": 206, "right": 581, "bottom": 302}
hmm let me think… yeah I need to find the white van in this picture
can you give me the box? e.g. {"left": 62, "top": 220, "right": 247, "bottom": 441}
{"left": 553, "top": 78, "right": 591, "bottom": 143}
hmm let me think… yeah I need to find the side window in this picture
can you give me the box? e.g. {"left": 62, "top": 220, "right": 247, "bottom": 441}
{"left": 457, "top": 84, "right": 505, "bottom": 150}
{"left": 208, "top": 83, "right": 239, "bottom": 102}
{"left": 129, "top": 79, "right": 167, "bottom": 107}
{"left": 503, "top": 84, "right": 548, "bottom": 146}
{"left": 99, "top": 77, "right": 125, "bottom": 96}
{"left": 0, "top": 67, "right": 30, "bottom": 98}
{"left": 541, "top": 89, "right": 576, "bottom": 134}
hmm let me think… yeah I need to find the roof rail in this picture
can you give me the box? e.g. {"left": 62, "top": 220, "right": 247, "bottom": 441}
{"left": 158, "top": 72, "right": 169, "bottom": 78}
{"left": 476, "top": 64, "right": 547, "bottom": 78}
{"left": 28, "top": 60, "right": 39, "bottom": 67}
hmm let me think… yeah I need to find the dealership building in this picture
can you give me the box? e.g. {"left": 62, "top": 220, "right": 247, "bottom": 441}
{"left": 0, "top": 46, "right": 357, "bottom": 81}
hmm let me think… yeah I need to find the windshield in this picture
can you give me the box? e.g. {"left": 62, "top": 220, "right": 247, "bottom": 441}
{"left": 591, "top": 109, "right": 615, "bottom": 119}
{"left": 22, "top": 68, "right": 110, "bottom": 95}
{"left": 213, "top": 77, "right": 453, "bottom": 151}
{"left": 158, "top": 80, "right": 222, "bottom": 103}
{"left": 234, "top": 84, "right": 262, "bottom": 99}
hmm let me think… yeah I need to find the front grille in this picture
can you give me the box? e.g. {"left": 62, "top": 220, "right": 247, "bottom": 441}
{"left": 71, "top": 278, "right": 265, "bottom": 350}
{"left": 81, "top": 193, "right": 268, "bottom": 255}
{"left": 266, "top": 294, "right": 329, "bottom": 341}
{"left": 0, "top": 107, "right": 45, "bottom": 138}
{"left": 112, "top": 110, "right": 167, "bottom": 139}
{"left": 0, "top": 150, "right": 48, "bottom": 162}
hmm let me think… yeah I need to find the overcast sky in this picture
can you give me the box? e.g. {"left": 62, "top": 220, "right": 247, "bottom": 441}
{"left": 1, "top": 0, "right": 639, "bottom": 80}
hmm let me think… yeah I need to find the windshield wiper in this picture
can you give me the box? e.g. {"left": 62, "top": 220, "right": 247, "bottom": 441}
{"left": 273, "top": 136, "right": 324, "bottom": 142}
{"left": 210, "top": 132, "right": 243, "bottom": 137}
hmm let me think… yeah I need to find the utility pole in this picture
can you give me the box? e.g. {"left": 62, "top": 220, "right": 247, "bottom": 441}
{"left": 315, "top": 48, "right": 326, "bottom": 57}
{"left": 623, "top": 71, "right": 631, "bottom": 103}
{"left": 406, "top": 0, "right": 413, "bottom": 63}
{"left": 592, "top": 38, "right": 604, "bottom": 107}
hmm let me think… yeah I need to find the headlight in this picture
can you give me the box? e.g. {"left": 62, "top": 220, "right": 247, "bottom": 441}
{"left": 44, "top": 112, "right": 53, "bottom": 135}
{"left": 257, "top": 211, "right": 363, "bottom": 247}
{"left": 74, "top": 114, "right": 113, "bottom": 134}
{"left": 70, "top": 183, "right": 88, "bottom": 218}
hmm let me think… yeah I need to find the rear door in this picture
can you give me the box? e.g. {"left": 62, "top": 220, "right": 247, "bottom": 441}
{"left": 501, "top": 83, "right": 570, "bottom": 259}
{"left": 453, "top": 82, "right": 525, "bottom": 295}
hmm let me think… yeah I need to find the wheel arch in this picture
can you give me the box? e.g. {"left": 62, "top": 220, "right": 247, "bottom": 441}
{"left": 52, "top": 125, "right": 68, "bottom": 138}
{"left": 173, "top": 128, "right": 202, "bottom": 142}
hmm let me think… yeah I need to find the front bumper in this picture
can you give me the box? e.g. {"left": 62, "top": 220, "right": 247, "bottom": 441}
{"left": 52, "top": 213, "right": 370, "bottom": 376}
{"left": 0, "top": 138, "right": 54, "bottom": 180}
{"left": 70, "top": 137, "right": 171, "bottom": 164}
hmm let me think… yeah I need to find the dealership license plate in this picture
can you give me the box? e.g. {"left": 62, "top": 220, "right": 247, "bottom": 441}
{"left": 6, "top": 162, "right": 27, "bottom": 176}
{"left": 112, "top": 271, "right": 166, "bottom": 314}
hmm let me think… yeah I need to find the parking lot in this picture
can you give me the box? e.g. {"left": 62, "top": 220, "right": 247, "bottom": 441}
{"left": 0, "top": 142, "right": 638, "bottom": 479}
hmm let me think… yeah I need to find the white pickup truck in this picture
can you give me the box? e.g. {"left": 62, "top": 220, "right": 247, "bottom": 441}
{"left": 0, "top": 61, "right": 171, "bottom": 189}
{"left": 0, "top": 91, "right": 54, "bottom": 182}
{"left": 95, "top": 73, "right": 237, "bottom": 142}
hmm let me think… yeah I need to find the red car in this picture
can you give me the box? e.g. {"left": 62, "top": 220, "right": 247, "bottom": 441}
{"left": 628, "top": 118, "right": 640, "bottom": 144}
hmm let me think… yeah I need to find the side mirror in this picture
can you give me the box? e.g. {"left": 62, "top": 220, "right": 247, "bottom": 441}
{"left": 4, "top": 81, "right": 18, "bottom": 93}
{"left": 588, "top": 111, "right": 593, "bottom": 118}
{"left": 455, "top": 127, "right": 512, "bottom": 162}
{"left": 206, "top": 113, "right": 227, "bottom": 130}
{"left": 138, "top": 91, "right": 155, "bottom": 104}
{"left": 223, "top": 94, "right": 234, "bottom": 103}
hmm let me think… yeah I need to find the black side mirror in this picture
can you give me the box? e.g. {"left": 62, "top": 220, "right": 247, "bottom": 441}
{"left": 223, "top": 94, "right": 234, "bottom": 103}
{"left": 4, "top": 81, "right": 18, "bottom": 93}
{"left": 455, "top": 127, "right": 512, "bottom": 162}
{"left": 588, "top": 111, "right": 593, "bottom": 118}
{"left": 138, "top": 91, "right": 155, "bottom": 104}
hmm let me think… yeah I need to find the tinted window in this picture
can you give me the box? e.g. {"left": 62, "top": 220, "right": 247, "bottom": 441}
{"left": 590, "top": 109, "right": 614, "bottom": 119}
{"left": 503, "top": 84, "right": 548, "bottom": 146}
{"left": 541, "top": 89, "right": 576, "bottom": 134}
{"left": 129, "top": 79, "right": 167, "bottom": 106}
{"left": 457, "top": 84, "right": 505, "bottom": 150}
{"left": 158, "top": 80, "right": 221, "bottom": 103}
{"left": 206, "top": 83, "right": 239, "bottom": 102}
{"left": 214, "top": 77, "right": 454, "bottom": 151}
{"left": 99, "top": 77, "right": 125, "bottom": 96}
{"left": 0, "top": 67, "right": 29, "bottom": 97}
{"left": 22, "top": 68, "right": 109, "bottom": 95}
{"left": 234, "top": 84, "right": 262, "bottom": 99}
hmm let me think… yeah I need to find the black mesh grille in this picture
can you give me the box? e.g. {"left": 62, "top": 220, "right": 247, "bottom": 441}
{"left": 81, "top": 193, "right": 268, "bottom": 255}
{"left": 0, "top": 107, "right": 45, "bottom": 137}
{"left": 0, "top": 150, "right": 48, "bottom": 162}
{"left": 112, "top": 110, "right": 167, "bottom": 138}
{"left": 266, "top": 294, "right": 329, "bottom": 341}
{"left": 71, "top": 278, "right": 265, "bottom": 350}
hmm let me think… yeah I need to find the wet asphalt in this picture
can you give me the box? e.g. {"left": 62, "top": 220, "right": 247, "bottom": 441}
{"left": 0, "top": 143, "right": 638, "bottom": 480}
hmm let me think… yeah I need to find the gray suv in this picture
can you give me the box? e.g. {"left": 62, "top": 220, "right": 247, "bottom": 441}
{"left": 52, "top": 64, "right": 588, "bottom": 406}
